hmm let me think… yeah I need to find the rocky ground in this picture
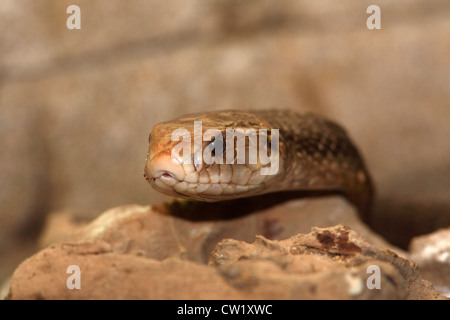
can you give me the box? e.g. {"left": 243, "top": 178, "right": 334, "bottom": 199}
{"left": 3, "top": 196, "right": 449, "bottom": 299}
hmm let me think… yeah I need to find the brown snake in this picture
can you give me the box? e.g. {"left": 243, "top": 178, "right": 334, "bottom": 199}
{"left": 144, "top": 110, "right": 374, "bottom": 221}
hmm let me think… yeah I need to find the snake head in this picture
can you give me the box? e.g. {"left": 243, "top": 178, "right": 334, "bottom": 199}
{"left": 144, "top": 111, "right": 282, "bottom": 201}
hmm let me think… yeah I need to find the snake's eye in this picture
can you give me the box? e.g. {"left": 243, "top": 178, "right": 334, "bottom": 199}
{"left": 210, "top": 137, "right": 216, "bottom": 157}
{"left": 207, "top": 134, "right": 224, "bottom": 158}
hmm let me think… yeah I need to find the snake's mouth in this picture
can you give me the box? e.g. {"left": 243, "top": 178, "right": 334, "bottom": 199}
{"left": 144, "top": 152, "right": 266, "bottom": 200}
{"left": 150, "top": 178, "right": 265, "bottom": 200}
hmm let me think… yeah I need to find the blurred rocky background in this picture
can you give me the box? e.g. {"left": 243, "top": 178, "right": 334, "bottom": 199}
{"left": 0, "top": 0, "right": 449, "bottom": 296}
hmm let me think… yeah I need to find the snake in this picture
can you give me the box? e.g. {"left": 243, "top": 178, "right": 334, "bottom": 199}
{"left": 143, "top": 110, "right": 374, "bottom": 222}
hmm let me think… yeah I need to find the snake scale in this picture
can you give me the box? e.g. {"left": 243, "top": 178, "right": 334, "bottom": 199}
{"left": 144, "top": 110, "right": 374, "bottom": 222}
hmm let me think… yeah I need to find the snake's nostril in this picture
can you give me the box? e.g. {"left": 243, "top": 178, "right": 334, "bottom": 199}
{"left": 161, "top": 172, "right": 175, "bottom": 179}
{"left": 147, "top": 153, "right": 186, "bottom": 181}
{"left": 156, "top": 170, "right": 179, "bottom": 187}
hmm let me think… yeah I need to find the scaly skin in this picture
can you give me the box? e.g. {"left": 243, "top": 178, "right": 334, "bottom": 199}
{"left": 144, "top": 110, "right": 374, "bottom": 221}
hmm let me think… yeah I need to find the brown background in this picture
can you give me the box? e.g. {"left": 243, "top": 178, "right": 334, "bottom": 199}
{"left": 1, "top": 0, "right": 449, "bottom": 283}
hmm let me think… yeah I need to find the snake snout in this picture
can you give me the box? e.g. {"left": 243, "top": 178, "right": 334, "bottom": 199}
{"left": 147, "top": 153, "right": 186, "bottom": 183}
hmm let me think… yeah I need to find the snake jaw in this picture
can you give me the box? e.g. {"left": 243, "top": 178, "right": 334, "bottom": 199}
{"left": 145, "top": 152, "right": 268, "bottom": 200}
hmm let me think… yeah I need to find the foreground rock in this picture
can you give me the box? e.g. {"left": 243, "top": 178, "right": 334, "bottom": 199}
{"left": 38, "top": 197, "right": 404, "bottom": 262}
{"left": 7, "top": 225, "right": 443, "bottom": 300}
{"left": 6, "top": 198, "right": 445, "bottom": 299}
{"left": 410, "top": 227, "right": 450, "bottom": 297}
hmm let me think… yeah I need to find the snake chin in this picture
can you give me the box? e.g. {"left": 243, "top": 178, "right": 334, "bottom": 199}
{"left": 148, "top": 176, "right": 265, "bottom": 201}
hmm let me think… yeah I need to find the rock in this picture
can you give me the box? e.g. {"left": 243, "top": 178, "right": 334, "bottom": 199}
{"left": 38, "top": 209, "right": 89, "bottom": 248}
{"left": 409, "top": 227, "right": 450, "bottom": 297}
{"left": 209, "top": 225, "right": 444, "bottom": 300}
{"left": 0, "top": 277, "right": 11, "bottom": 300}
{"left": 6, "top": 241, "right": 246, "bottom": 300}
{"left": 4, "top": 196, "right": 407, "bottom": 297}
{"left": 5, "top": 198, "right": 441, "bottom": 299}
{"left": 7, "top": 224, "right": 444, "bottom": 300}
{"left": 53, "top": 197, "right": 407, "bottom": 262}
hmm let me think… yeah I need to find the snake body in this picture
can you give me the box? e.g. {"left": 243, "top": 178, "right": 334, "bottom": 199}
{"left": 144, "top": 110, "right": 374, "bottom": 221}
